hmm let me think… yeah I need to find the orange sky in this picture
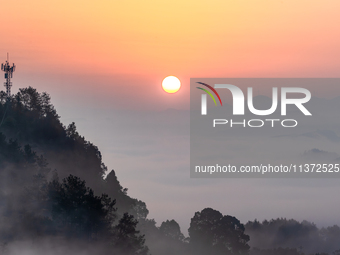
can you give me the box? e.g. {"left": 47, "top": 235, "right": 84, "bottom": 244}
{"left": 1, "top": 0, "right": 340, "bottom": 109}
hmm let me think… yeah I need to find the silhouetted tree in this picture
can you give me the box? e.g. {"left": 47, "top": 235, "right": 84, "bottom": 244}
{"left": 47, "top": 175, "right": 116, "bottom": 240}
{"left": 104, "top": 169, "right": 136, "bottom": 215}
{"left": 131, "top": 199, "right": 149, "bottom": 221}
{"left": 113, "top": 212, "right": 149, "bottom": 255}
{"left": 189, "top": 208, "right": 250, "bottom": 255}
{"left": 160, "top": 219, "right": 185, "bottom": 241}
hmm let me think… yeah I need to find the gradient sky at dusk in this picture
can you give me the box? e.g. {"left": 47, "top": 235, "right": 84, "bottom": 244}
{"left": 1, "top": 0, "right": 340, "bottom": 234}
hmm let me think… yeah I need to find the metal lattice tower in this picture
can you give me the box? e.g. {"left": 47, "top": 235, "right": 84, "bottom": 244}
{"left": 1, "top": 53, "right": 16, "bottom": 98}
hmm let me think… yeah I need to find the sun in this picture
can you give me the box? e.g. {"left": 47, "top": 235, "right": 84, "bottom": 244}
{"left": 162, "top": 76, "right": 181, "bottom": 93}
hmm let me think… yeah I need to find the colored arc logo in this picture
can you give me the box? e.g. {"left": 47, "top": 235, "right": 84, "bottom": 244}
{"left": 196, "top": 82, "right": 223, "bottom": 106}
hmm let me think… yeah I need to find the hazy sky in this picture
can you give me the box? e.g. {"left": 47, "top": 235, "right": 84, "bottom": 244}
{"left": 1, "top": 0, "right": 340, "bottom": 234}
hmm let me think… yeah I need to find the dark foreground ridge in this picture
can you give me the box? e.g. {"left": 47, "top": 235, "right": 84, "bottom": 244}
{"left": 0, "top": 87, "right": 339, "bottom": 255}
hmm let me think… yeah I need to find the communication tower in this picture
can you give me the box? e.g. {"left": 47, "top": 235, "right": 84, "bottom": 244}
{"left": 1, "top": 53, "right": 16, "bottom": 98}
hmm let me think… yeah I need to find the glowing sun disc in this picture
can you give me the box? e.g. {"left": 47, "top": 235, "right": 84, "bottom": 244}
{"left": 162, "top": 76, "right": 181, "bottom": 93}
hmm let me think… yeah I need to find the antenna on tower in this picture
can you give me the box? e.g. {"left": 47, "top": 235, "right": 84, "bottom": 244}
{"left": 1, "top": 53, "right": 16, "bottom": 99}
